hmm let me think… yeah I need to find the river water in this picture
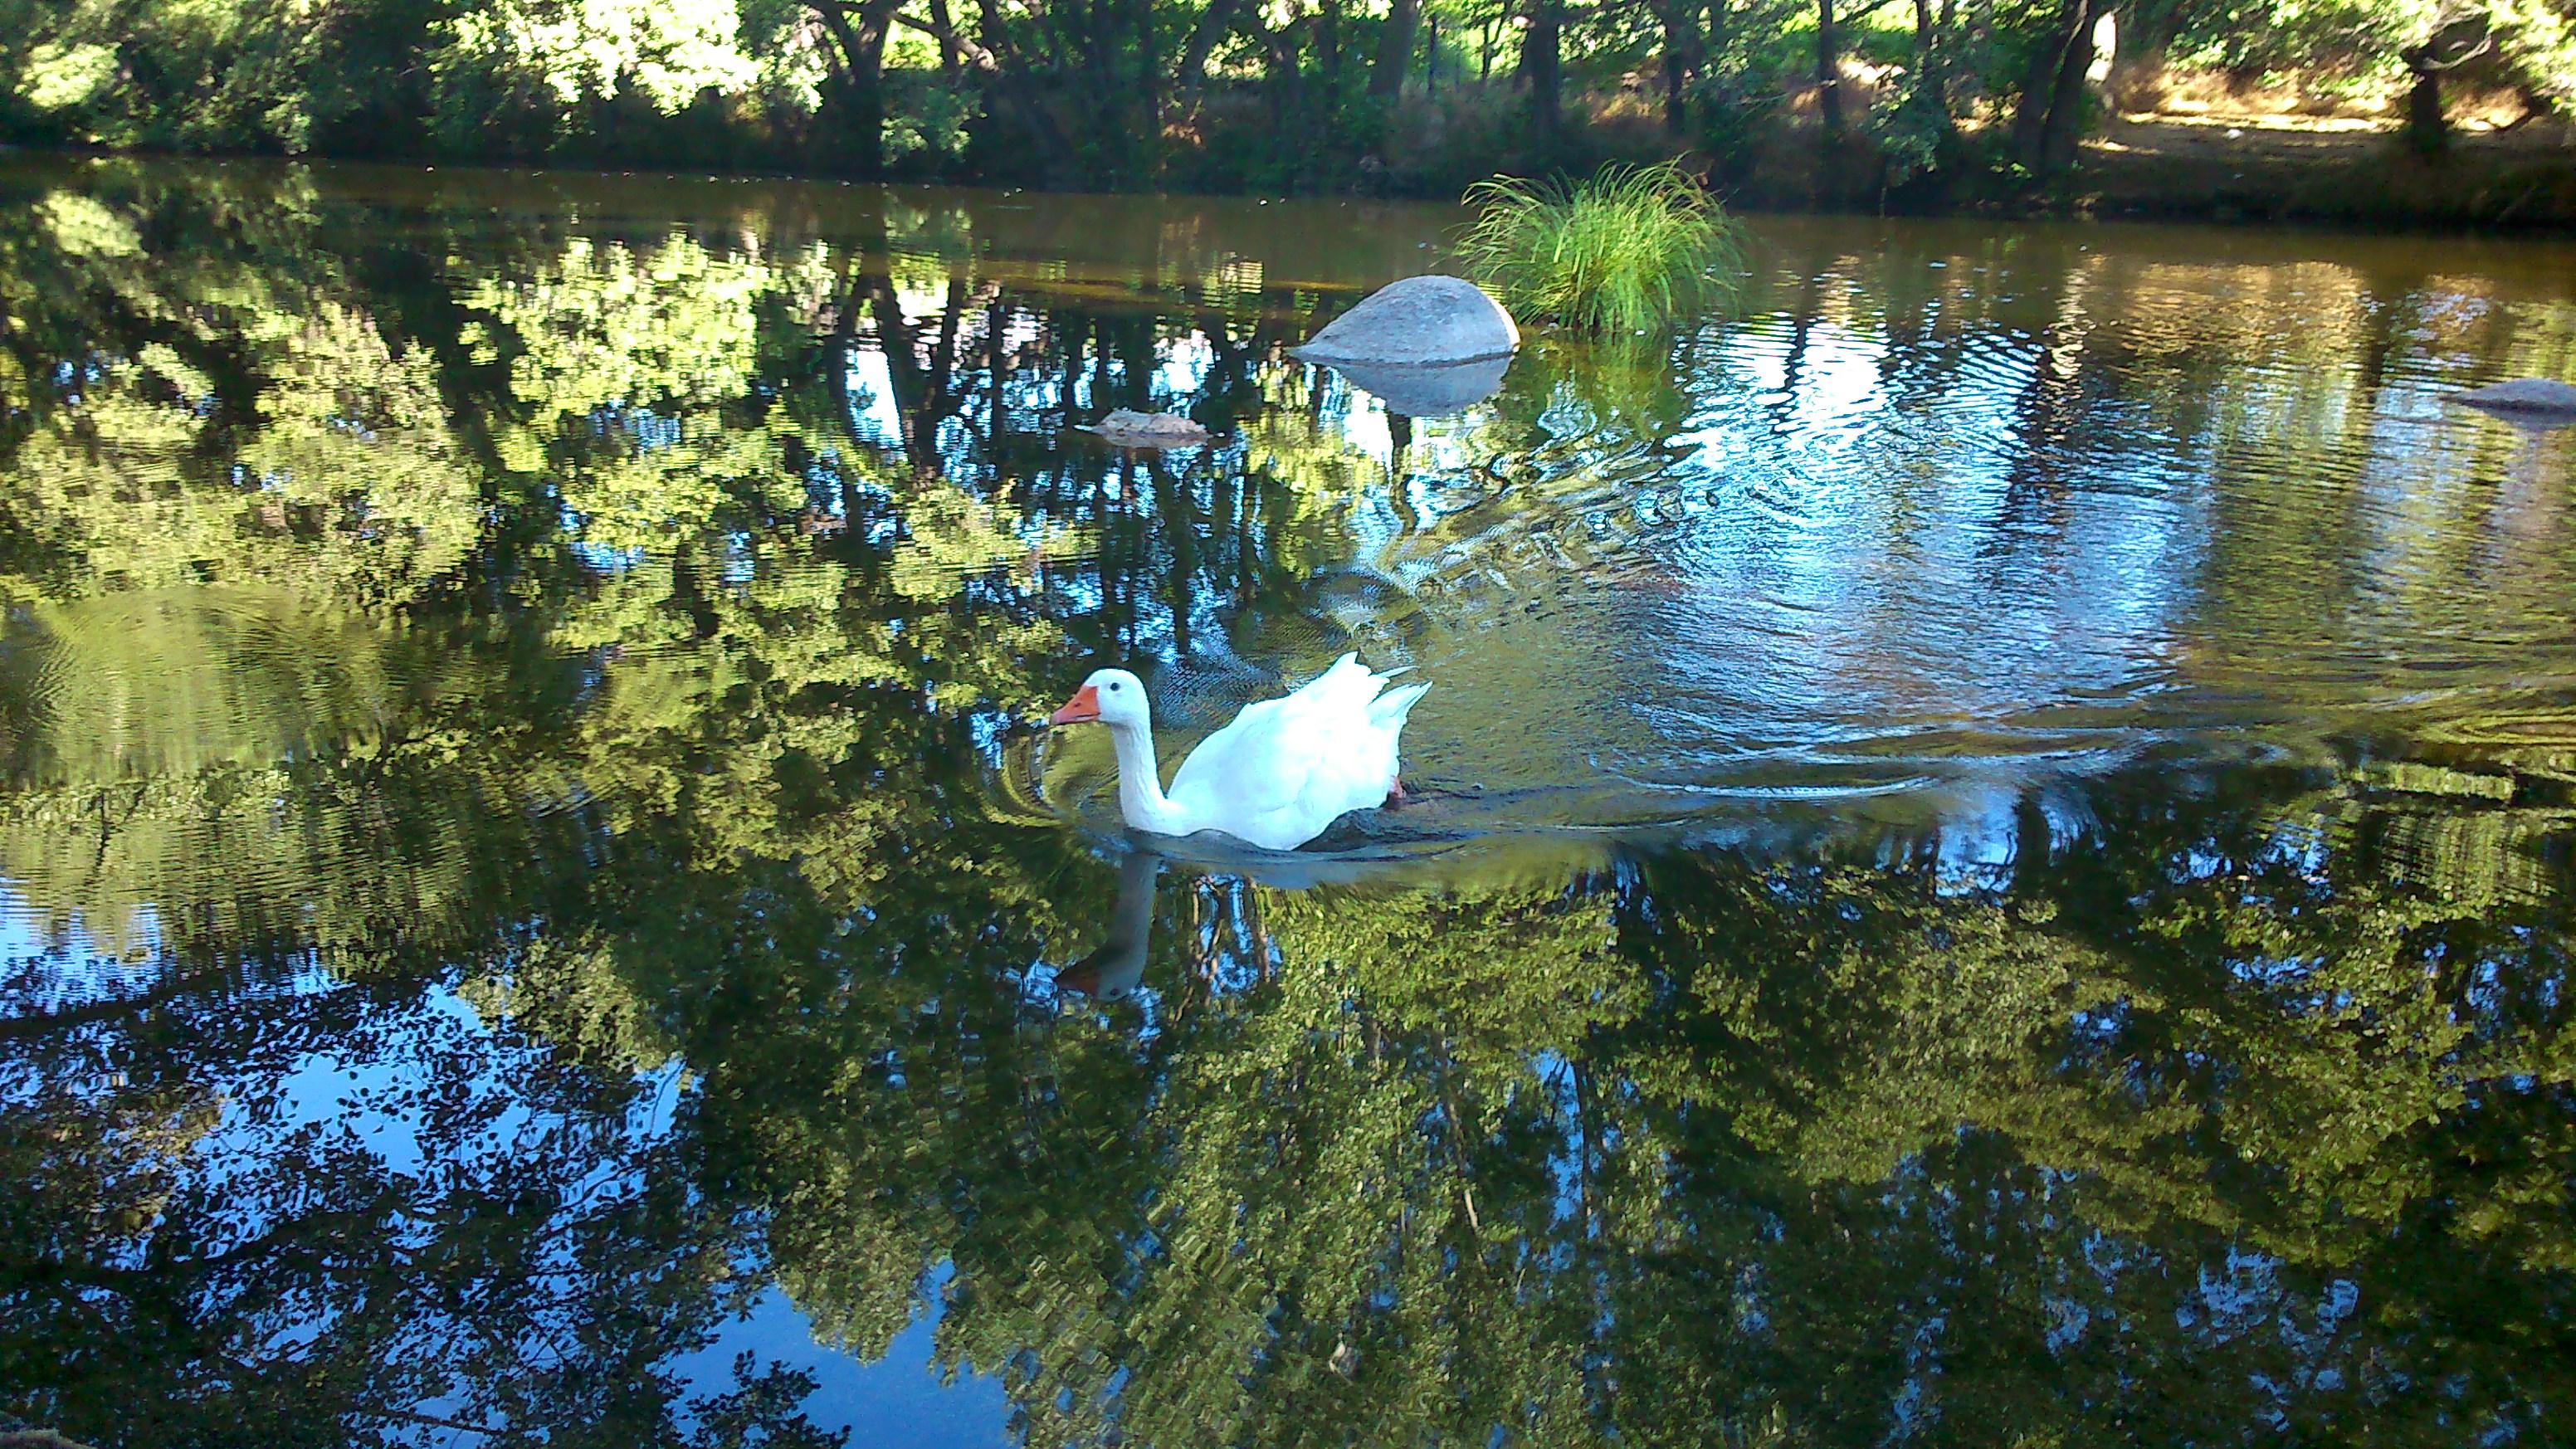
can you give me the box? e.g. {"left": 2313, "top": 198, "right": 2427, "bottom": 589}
{"left": 2, "top": 154, "right": 2574, "bottom": 1446}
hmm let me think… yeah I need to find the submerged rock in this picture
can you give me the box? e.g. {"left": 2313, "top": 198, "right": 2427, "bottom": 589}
{"left": 1292, "top": 275, "right": 1519, "bottom": 367}
{"left": 1317, "top": 355, "right": 1510, "bottom": 417}
{"left": 2453, "top": 377, "right": 2576, "bottom": 417}
{"left": 1079, "top": 408, "right": 1212, "bottom": 446}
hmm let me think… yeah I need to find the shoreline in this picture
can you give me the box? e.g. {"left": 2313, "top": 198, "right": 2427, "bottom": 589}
{"left": 10, "top": 124, "right": 2575, "bottom": 237}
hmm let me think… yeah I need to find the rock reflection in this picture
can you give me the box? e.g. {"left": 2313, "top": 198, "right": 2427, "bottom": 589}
{"left": 1314, "top": 355, "right": 1513, "bottom": 417}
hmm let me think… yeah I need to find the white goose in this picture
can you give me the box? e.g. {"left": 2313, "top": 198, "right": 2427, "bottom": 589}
{"left": 1046, "top": 654, "right": 1429, "bottom": 851}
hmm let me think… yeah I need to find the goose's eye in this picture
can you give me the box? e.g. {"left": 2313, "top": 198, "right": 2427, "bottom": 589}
{"left": 1108, "top": 681, "right": 1121, "bottom": 692}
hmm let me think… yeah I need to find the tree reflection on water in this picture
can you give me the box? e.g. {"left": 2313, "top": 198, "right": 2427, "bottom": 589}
{"left": 1, "top": 157, "right": 2573, "bottom": 1447}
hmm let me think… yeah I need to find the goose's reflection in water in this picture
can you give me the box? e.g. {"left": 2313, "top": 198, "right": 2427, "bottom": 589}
{"left": 1049, "top": 846, "right": 1159, "bottom": 1001}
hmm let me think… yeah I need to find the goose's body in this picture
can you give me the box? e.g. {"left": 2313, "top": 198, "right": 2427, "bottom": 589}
{"left": 1047, "top": 655, "right": 1428, "bottom": 851}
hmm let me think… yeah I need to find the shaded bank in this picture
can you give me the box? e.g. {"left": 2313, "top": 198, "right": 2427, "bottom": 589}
{"left": 14, "top": 114, "right": 2576, "bottom": 233}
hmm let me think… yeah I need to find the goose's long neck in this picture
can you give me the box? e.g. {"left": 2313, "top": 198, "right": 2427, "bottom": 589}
{"left": 1108, "top": 717, "right": 1188, "bottom": 834}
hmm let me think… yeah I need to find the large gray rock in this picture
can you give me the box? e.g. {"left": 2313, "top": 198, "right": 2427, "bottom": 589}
{"left": 1292, "top": 275, "right": 1519, "bottom": 367}
{"left": 2453, "top": 377, "right": 2576, "bottom": 418}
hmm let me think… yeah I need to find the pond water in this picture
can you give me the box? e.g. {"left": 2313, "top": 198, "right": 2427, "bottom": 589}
{"left": 3, "top": 154, "right": 2574, "bottom": 1447}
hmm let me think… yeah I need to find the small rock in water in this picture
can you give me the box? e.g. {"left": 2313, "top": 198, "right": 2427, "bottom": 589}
{"left": 2452, "top": 378, "right": 2576, "bottom": 417}
{"left": 1292, "top": 275, "right": 1519, "bottom": 367}
{"left": 1079, "top": 408, "right": 1211, "bottom": 447}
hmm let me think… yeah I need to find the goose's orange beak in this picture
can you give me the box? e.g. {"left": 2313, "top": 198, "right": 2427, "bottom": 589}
{"left": 1047, "top": 684, "right": 1101, "bottom": 726}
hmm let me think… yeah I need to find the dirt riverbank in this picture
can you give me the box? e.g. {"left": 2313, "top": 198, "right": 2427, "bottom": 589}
{"left": 1705, "top": 106, "right": 2576, "bottom": 232}
{"left": 2067, "top": 113, "right": 2576, "bottom": 229}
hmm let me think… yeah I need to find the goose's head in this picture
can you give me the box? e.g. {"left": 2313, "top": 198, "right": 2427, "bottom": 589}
{"left": 1047, "top": 667, "right": 1149, "bottom": 729}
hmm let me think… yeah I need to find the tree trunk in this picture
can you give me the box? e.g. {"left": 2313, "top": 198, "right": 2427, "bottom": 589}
{"left": 1088, "top": 0, "right": 1118, "bottom": 123}
{"left": 1372, "top": 0, "right": 1422, "bottom": 97}
{"left": 1897, "top": 0, "right": 1959, "bottom": 158}
{"left": 2397, "top": 23, "right": 2491, "bottom": 157}
{"left": 1909, "top": 0, "right": 1940, "bottom": 113}
{"left": 1521, "top": 0, "right": 1562, "bottom": 147}
{"left": 2406, "top": 66, "right": 2447, "bottom": 153}
{"left": 1815, "top": 0, "right": 1842, "bottom": 136}
{"left": 1135, "top": 0, "right": 1162, "bottom": 163}
{"left": 1661, "top": 0, "right": 1704, "bottom": 134}
{"left": 2008, "top": 0, "right": 2085, "bottom": 173}
{"left": 812, "top": 0, "right": 901, "bottom": 174}
{"left": 1266, "top": 15, "right": 1309, "bottom": 184}
{"left": 928, "top": 0, "right": 962, "bottom": 76}
{"left": 2036, "top": 0, "right": 2108, "bottom": 175}
{"left": 862, "top": 272, "right": 927, "bottom": 453}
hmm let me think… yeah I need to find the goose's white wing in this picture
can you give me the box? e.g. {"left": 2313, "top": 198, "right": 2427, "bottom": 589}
{"left": 1166, "top": 654, "right": 1407, "bottom": 850}
{"left": 1166, "top": 693, "right": 1328, "bottom": 817}
{"left": 1168, "top": 655, "right": 1368, "bottom": 813}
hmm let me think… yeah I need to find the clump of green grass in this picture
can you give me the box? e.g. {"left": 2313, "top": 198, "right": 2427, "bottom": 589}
{"left": 1456, "top": 161, "right": 1746, "bottom": 334}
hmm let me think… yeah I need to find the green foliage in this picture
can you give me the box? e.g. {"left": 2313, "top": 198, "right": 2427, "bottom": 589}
{"left": 2171, "top": 0, "right": 2438, "bottom": 76}
{"left": 6, "top": 0, "right": 2572, "bottom": 199}
{"left": 882, "top": 71, "right": 980, "bottom": 163}
{"left": 1690, "top": 66, "right": 1787, "bottom": 182}
{"left": 1867, "top": 76, "right": 1954, "bottom": 188}
{"left": 1456, "top": 160, "right": 1745, "bottom": 334}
